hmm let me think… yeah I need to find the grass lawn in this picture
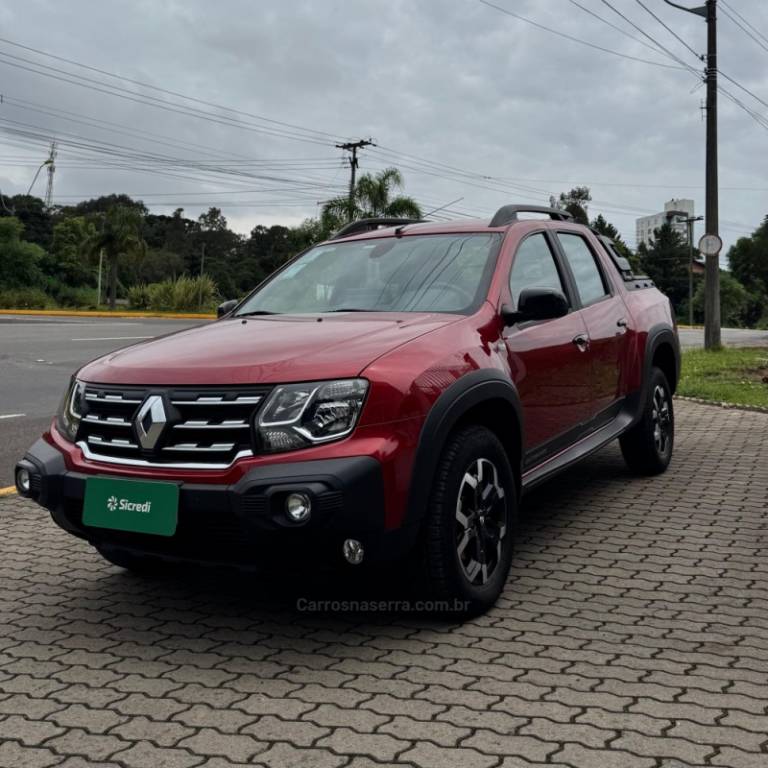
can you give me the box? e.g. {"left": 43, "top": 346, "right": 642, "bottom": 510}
{"left": 679, "top": 347, "right": 768, "bottom": 408}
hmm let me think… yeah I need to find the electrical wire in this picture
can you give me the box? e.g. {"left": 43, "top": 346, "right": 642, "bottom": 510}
{"left": 719, "top": 3, "right": 768, "bottom": 55}
{"left": 0, "top": 36, "right": 346, "bottom": 143}
{"left": 474, "top": 0, "right": 687, "bottom": 69}
{"left": 633, "top": 0, "right": 702, "bottom": 61}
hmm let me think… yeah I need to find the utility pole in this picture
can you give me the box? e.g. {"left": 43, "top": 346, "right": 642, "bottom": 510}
{"left": 664, "top": 0, "right": 721, "bottom": 348}
{"left": 335, "top": 139, "right": 375, "bottom": 221}
{"left": 667, "top": 210, "right": 704, "bottom": 325}
{"left": 44, "top": 141, "right": 57, "bottom": 210}
{"left": 198, "top": 242, "right": 205, "bottom": 310}
{"left": 97, "top": 249, "right": 104, "bottom": 307}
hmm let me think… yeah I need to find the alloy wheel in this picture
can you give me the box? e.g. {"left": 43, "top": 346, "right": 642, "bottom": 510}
{"left": 455, "top": 457, "right": 507, "bottom": 586}
{"left": 652, "top": 384, "right": 672, "bottom": 455}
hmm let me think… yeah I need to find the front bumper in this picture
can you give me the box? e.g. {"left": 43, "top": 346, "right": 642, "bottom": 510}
{"left": 16, "top": 438, "right": 404, "bottom": 567}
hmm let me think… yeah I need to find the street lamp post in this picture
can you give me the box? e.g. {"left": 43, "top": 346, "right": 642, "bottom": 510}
{"left": 667, "top": 211, "right": 704, "bottom": 326}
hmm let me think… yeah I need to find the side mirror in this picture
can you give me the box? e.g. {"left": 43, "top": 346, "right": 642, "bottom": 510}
{"left": 502, "top": 288, "right": 569, "bottom": 325}
{"left": 217, "top": 299, "right": 238, "bottom": 318}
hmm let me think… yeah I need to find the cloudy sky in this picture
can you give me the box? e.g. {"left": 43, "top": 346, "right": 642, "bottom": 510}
{"left": 1, "top": 0, "right": 767, "bottom": 251}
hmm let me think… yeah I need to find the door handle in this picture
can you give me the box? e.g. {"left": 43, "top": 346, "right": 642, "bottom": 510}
{"left": 616, "top": 317, "right": 628, "bottom": 335}
{"left": 572, "top": 333, "right": 590, "bottom": 352}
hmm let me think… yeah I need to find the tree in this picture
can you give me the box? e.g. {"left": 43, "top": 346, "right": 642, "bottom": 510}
{"left": 195, "top": 208, "right": 243, "bottom": 298}
{"left": 0, "top": 195, "right": 53, "bottom": 250}
{"left": 0, "top": 217, "right": 46, "bottom": 288}
{"left": 637, "top": 223, "right": 689, "bottom": 310}
{"left": 321, "top": 168, "right": 421, "bottom": 235}
{"left": 555, "top": 186, "right": 591, "bottom": 225}
{"left": 692, "top": 271, "right": 754, "bottom": 328}
{"left": 590, "top": 213, "right": 640, "bottom": 270}
{"left": 728, "top": 216, "right": 768, "bottom": 310}
{"left": 69, "top": 194, "right": 148, "bottom": 217}
{"left": 44, "top": 216, "right": 96, "bottom": 287}
{"left": 87, "top": 206, "right": 145, "bottom": 309}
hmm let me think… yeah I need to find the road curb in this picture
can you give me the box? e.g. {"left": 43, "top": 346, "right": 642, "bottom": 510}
{"left": 675, "top": 395, "right": 768, "bottom": 414}
{"left": 0, "top": 487, "right": 17, "bottom": 497}
{"left": 0, "top": 309, "right": 215, "bottom": 320}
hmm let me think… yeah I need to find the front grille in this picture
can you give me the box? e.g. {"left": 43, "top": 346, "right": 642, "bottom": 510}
{"left": 76, "top": 384, "right": 271, "bottom": 466}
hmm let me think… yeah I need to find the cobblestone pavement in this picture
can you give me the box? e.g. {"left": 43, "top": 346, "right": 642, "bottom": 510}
{"left": 1, "top": 400, "right": 767, "bottom": 768}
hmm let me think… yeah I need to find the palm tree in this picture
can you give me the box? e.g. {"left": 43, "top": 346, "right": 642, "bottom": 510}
{"left": 87, "top": 206, "right": 145, "bottom": 309}
{"left": 321, "top": 167, "right": 422, "bottom": 235}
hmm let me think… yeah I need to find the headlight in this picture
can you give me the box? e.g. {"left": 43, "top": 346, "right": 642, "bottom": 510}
{"left": 257, "top": 379, "right": 368, "bottom": 453}
{"left": 56, "top": 378, "right": 85, "bottom": 442}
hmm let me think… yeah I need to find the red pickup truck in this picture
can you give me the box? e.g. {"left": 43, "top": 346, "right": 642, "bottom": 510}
{"left": 17, "top": 205, "right": 679, "bottom": 614}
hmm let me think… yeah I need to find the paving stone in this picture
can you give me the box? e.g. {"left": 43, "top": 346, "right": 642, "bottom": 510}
{"left": 46, "top": 728, "right": 127, "bottom": 761}
{"left": 0, "top": 713, "right": 65, "bottom": 746}
{"left": 316, "top": 728, "right": 410, "bottom": 761}
{"left": 302, "top": 702, "right": 389, "bottom": 731}
{"left": 110, "top": 716, "right": 197, "bottom": 748}
{"left": 242, "top": 714, "right": 330, "bottom": 746}
{"left": 47, "top": 703, "right": 126, "bottom": 733}
{"left": 462, "top": 731, "right": 558, "bottom": 761}
{"left": 110, "top": 741, "right": 205, "bottom": 768}
{"left": 0, "top": 740, "right": 61, "bottom": 768}
{"left": 173, "top": 703, "right": 256, "bottom": 732}
{"left": 177, "top": 729, "right": 268, "bottom": 762}
{"left": 398, "top": 742, "right": 498, "bottom": 768}
{"left": 254, "top": 742, "right": 347, "bottom": 768}
{"left": 378, "top": 715, "right": 470, "bottom": 746}
{"left": 552, "top": 743, "right": 657, "bottom": 768}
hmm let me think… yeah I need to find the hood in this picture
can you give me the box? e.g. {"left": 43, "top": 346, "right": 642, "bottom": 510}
{"left": 78, "top": 313, "right": 461, "bottom": 385}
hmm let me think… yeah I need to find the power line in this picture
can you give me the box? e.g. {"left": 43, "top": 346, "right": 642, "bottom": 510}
{"left": 0, "top": 51, "right": 337, "bottom": 148}
{"left": 598, "top": 0, "right": 703, "bottom": 76}
{"left": 719, "top": 3, "right": 768, "bottom": 54}
{"left": 633, "top": 0, "right": 702, "bottom": 60}
{"left": 720, "top": 1, "right": 768, "bottom": 47}
{"left": 565, "top": 0, "right": 671, "bottom": 56}
{"left": 0, "top": 36, "right": 345, "bottom": 143}
{"left": 474, "top": 0, "right": 687, "bottom": 69}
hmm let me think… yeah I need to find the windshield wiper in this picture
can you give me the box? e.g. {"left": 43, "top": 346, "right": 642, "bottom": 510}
{"left": 235, "top": 310, "right": 281, "bottom": 317}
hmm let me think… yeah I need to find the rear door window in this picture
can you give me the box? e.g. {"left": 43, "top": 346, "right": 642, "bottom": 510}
{"left": 557, "top": 233, "right": 608, "bottom": 306}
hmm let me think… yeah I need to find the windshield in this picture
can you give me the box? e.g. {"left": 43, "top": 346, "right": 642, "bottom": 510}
{"left": 234, "top": 233, "right": 501, "bottom": 316}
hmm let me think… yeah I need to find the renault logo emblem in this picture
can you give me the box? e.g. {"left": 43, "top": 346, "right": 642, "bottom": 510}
{"left": 135, "top": 395, "right": 167, "bottom": 450}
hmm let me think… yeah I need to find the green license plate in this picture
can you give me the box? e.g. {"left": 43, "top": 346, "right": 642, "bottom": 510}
{"left": 83, "top": 476, "right": 179, "bottom": 537}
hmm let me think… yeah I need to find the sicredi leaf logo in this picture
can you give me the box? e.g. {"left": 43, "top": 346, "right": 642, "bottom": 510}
{"left": 106, "top": 496, "right": 152, "bottom": 514}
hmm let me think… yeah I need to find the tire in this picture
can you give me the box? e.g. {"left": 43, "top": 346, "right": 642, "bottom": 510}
{"left": 419, "top": 425, "right": 517, "bottom": 616}
{"left": 95, "top": 546, "right": 171, "bottom": 577}
{"left": 620, "top": 366, "right": 674, "bottom": 475}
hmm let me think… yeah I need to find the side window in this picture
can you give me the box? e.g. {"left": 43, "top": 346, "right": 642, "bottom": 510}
{"left": 557, "top": 233, "right": 608, "bottom": 305}
{"left": 509, "top": 233, "right": 566, "bottom": 307}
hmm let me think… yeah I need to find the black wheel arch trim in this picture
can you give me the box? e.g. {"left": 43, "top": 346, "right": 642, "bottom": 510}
{"left": 403, "top": 369, "right": 523, "bottom": 533}
{"left": 644, "top": 324, "right": 680, "bottom": 392}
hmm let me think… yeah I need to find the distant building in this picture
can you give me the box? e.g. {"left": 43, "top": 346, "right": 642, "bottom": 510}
{"left": 635, "top": 199, "right": 695, "bottom": 248}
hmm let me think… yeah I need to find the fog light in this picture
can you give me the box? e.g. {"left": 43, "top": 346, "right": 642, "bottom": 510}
{"left": 343, "top": 538, "right": 364, "bottom": 565}
{"left": 16, "top": 468, "right": 30, "bottom": 495}
{"left": 285, "top": 492, "right": 311, "bottom": 523}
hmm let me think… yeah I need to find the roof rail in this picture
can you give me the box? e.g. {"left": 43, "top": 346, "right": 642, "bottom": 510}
{"left": 330, "top": 217, "right": 424, "bottom": 240}
{"left": 489, "top": 205, "right": 573, "bottom": 227}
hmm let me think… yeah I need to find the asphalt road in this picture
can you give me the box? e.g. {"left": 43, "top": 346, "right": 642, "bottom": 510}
{"left": 1, "top": 314, "right": 766, "bottom": 487}
{"left": 678, "top": 325, "right": 768, "bottom": 349}
{"left": 0, "top": 315, "right": 203, "bottom": 486}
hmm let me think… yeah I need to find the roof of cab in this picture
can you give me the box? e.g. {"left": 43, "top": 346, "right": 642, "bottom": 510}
{"left": 327, "top": 206, "right": 575, "bottom": 243}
